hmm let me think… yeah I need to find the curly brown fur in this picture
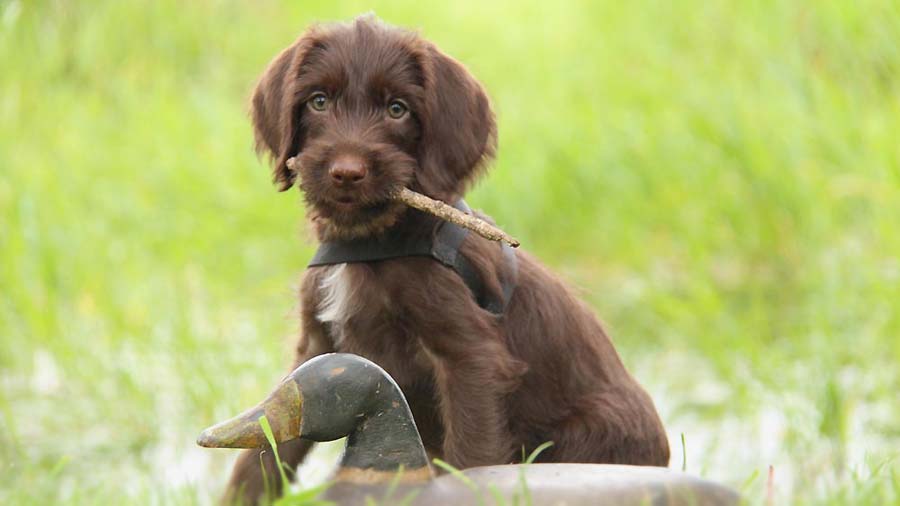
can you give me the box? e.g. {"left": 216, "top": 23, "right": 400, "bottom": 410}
{"left": 226, "top": 15, "right": 669, "bottom": 505}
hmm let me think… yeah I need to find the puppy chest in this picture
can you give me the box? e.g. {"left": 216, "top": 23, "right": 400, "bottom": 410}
{"left": 314, "top": 263, "right": 430, "bottom": 371}
{"left": 315, "top": 263, "right": 359, "bottom": 333}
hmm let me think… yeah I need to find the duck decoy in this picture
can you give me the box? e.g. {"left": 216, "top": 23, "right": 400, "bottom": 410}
{"left": 198, "top": 353, "right": 739, "bottom": 506}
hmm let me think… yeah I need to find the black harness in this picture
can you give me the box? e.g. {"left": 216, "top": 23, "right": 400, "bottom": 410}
{"left": 308, "top": 200, "right": 517, "bottom": 315}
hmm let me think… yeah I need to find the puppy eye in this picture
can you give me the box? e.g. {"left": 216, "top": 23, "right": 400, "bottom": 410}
{"left": 308, "top": 92, "right": 329, "bottom": 112}
{"left": 387, "top": 99, "right": 408, "bottom": 119}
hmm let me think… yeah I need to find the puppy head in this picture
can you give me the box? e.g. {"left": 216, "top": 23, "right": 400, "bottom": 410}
{"left": 250, "top": 15, "right": 496, "bottom": 240}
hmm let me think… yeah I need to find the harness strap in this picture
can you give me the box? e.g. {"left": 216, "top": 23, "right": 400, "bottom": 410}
{"left": 308, "top": 200, "right": 516, "bottom": 315}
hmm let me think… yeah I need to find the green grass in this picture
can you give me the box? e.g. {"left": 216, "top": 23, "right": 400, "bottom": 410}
{"left": 2, "top": 0, "right": 900, "bottom": 504}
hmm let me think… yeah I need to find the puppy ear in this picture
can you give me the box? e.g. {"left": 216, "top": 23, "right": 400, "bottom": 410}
{"left": 251, "top": 30, "right": 323, "bottom": 191}
{"left": 417, "top": 45, "right": 497, "bottom": 200}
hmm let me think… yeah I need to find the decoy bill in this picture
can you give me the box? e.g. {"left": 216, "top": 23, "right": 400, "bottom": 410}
{"left": 198, "top": 353, "right": 739, "bottom": 506}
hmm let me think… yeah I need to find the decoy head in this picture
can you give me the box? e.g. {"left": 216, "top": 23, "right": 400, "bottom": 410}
{"left": 195, "top": 370, "right": 302, "bottom": 449}
{"left": 198, "top": 353, "right": 432, "bottom": 482}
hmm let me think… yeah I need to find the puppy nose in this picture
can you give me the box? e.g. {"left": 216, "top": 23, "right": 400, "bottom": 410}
{"left": 329, "top": 155, "right": 368, "bottom": 185}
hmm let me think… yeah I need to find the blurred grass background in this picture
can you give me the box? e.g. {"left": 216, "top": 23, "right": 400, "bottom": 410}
{"left": 2, "top": 0, "right": 899, "bottom": 504}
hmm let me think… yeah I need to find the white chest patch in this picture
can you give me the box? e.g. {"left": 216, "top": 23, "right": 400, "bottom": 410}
{"left": 316, "top": 263, "right": 358, "bottom": 346}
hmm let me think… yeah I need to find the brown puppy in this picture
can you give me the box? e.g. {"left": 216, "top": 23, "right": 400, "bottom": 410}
{"left": 226, "top": 15, "right": 669, "bottom": 505}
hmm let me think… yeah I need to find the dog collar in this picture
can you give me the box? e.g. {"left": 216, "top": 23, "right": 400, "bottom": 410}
{"left": 308, "top": 200, "right": 517, "bottom": 315}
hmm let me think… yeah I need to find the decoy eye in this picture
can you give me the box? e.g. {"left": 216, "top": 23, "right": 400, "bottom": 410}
{"left": 308, "top": 92, "right": 329, "bottom": 112}
{"left": 387, "top": 99, "right": 408, "bottom": 119}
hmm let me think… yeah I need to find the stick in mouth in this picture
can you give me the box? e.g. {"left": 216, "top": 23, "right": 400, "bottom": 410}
{"left": 286, "top": 157, "right": 520, "bottom": 247}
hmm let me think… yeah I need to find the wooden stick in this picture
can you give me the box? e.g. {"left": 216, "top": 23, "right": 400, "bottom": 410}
{"left": 286, "top": 157, "right": 520, "bottom": 247}
{"left": 392, "top": 187, "right": 520, "bottom": 248}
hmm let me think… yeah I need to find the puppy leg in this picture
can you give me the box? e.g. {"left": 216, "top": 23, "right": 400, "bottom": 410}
{"left": 539, "top": 391, "right": 670, "bottom": 467}
{"left": 224, "top": 295, "right": 334, "bottom": 505}
{"left": 223, "top": 439, "right": 314, "bottom": 505}
{"left": 425, "top": 334, "right": 525, "bottom": 468}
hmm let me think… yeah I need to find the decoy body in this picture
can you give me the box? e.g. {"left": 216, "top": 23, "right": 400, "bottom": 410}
{"left": 198, "top": 353, "right": 738, "bottom": 506}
